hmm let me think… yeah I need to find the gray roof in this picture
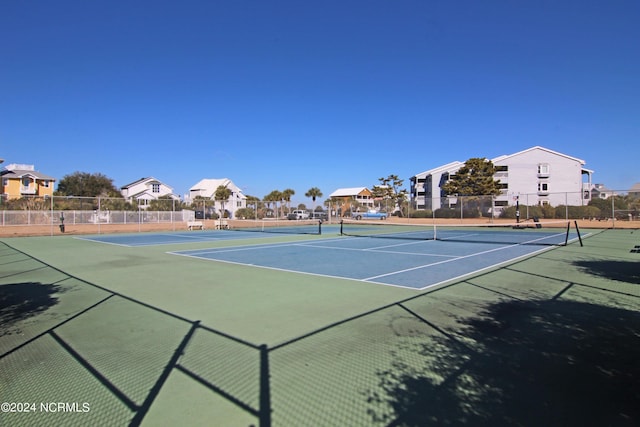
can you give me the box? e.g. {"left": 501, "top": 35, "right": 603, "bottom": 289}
{"left": 0, "top": 168, "right": 55, "bottom": 181}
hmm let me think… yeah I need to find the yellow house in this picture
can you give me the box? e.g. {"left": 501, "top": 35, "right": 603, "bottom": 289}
{"left": 0, "top": 164, "right": 56, "bottom": 200}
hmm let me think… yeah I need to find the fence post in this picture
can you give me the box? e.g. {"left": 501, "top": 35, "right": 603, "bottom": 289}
{"left": 612, "top": 197, "right": 616, "bottom": 229}
{"left": 259, "top": 344, "right": 271, "bottom": 427}
{"left": 50, "top": 195, "right": 54, "bottom": 236}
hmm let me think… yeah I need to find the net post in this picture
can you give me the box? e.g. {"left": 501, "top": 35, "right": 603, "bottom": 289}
{"left": 317, "top": 220, "right": 322, "bottom": 235}
{"left": 340, "top": 220, "right": 344, "bottom": 235}
{"left": 563, "top": 221, "right": 571, "bottom": 246}
{"left": 574, "top": 220, "right": 583, "bottom": 247}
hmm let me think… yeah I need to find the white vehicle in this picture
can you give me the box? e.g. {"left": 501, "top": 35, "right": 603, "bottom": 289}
{"left": 287, "top": 210, "right": 310, "bottom": 220}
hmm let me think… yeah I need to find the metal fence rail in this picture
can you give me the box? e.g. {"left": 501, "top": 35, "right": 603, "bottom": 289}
{"left": 0, "top": 209, "right": 194, "bottom": 226}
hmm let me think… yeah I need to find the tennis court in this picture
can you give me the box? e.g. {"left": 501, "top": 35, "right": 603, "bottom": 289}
{"left": 75, "top": 220, "right": 324, "bottom": 247}
{"left": 1, "top": 223, "right": 639, "bottom": 426}
{"left": 170, "top": 222, "right": 582, "bottom": 289}
{"left": 76, "top": 229, "right": 292, "bottom": 246}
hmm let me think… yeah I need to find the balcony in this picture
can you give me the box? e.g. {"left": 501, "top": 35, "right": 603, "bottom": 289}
{"left": 21, "top": 186, "right": 37, "bottom": 195}
{"left": 537, "top": 164, "right": 550, "bottom": 178}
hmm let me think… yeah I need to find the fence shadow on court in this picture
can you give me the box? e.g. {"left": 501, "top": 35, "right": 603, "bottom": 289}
{"left": 0, "top": 241, "right": 269, "bottom": 427}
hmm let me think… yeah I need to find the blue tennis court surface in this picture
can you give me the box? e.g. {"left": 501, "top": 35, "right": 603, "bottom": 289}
{"left": 75, "top": 229, "right": 297, "bottom": 246}
{"left": 170, "top": 230, "right": 580, "bottom": 290}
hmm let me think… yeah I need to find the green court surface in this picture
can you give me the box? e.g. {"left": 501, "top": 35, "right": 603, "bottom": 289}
{"left": 1, "top": 228, "right": 639, "bottom": 426}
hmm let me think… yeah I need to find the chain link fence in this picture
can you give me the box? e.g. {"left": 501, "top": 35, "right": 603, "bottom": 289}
{"left": 1, "top": 191, "right": 639, "bottom": 228}
{"left": 407, "top": 190, "right": 640, "bottom": 222}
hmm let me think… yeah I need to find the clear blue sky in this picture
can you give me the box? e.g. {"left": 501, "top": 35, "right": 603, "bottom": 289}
{"left": 2, "top": 0, "right": 638, "bottom": 204}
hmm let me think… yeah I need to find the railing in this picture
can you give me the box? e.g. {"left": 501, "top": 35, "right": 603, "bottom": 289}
{"left": 0, "top": 209, "right": 194, "bottom": 226}
{"left": 20, "top": 186, "right": 36, "bottom": 194}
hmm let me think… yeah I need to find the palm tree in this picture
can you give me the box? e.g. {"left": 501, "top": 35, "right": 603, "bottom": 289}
{"left": 305, "top": 187, "right": 323, "bottom": 211}
{"left": 282, "top": 188, "right": 295, "bottom": 216}
{"left": 214, "top": 185, "right": 232, "bottom": 218}
{"left": 245, "top": 195, "right": 261, "bottom": 219}
{"left": 264, "top": 190, "right": 282, "bottom": 218}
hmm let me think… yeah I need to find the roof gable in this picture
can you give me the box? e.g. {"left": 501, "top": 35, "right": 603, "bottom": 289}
{"left": 121, "top": 177, "right": 162, "bottom": 189}
{"left": 0, "top": 168, "right": 55, "bottom": 181}
{"left": 492, "top": 146, "right": 585, "bottom": 165}
{"left": 414, "top": 161, "right": 464, "bottom": 177}
{"left": 189, "top": 178, "right": 243, "bottom": 198}
{"left": 329, "top": 187, "right": 372, "bottom": 197}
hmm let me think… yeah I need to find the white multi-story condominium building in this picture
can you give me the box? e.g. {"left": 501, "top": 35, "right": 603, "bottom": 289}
{"left": 410, "top": 146, "right": 594, "bottom": 216}
{"left": 187, "top": 178, "right": 246, "bottom": 218}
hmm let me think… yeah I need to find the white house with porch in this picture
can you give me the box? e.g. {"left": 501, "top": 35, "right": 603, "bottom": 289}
{"left": 120, "top": 177, "right": 180, "bottom": 209}
{"left": 590, "top": 184, "right": 617, "bottom": 200}
{"left": 187, "top": 178, "right": 246, "bottom": 218}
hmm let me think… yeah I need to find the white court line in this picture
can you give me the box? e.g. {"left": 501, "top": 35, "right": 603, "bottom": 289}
{"left": 439, "top": 231, "right": 567, "bottom": 245}
{"left": 171, "top": 243, "right": 295, "bottom": 256}
{"left": 345, "top": 239, "right": 436, "bottom": 251}
{"left": 168, "top": 237, "right": 346, "bottom": 256}
{"left": 365, "top": 246, "right": 555, "bottom": 291}
{"left": 363, "top": 241, "right": 528, "bottom": 281}
{"left": 73, "top": 236, "right": 132, "bottom": 247}
{"left": 75, "top": 232, "right": 224, "bottom": 247}
{"left": 294, "top": 242, "right": 456, "bottom": 258}
{"left": 169, "top": 250, "right": 422, "bottom": 291}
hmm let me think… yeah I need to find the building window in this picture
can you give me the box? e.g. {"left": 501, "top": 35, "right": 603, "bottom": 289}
{"left": 152, "top": 184, "right": 160, "bottom": 193}
{"left": 494, "top": 165, "right": 508, "bottom": 178}
{"left": 42, "top": 180, "right": 50, "bottom": 188}
{"left": 538, "top": 182, "right": 549, "bottom": 192}
{"left": 537, "top": 163, "right": 550, "bottom": 176}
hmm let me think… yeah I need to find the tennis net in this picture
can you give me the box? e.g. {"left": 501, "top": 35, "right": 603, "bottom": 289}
{"left": 229, "top": 219, "right": 322, "bottom": 235}
{"left": 340, "top": 220, "right": 578, "bottom": 246}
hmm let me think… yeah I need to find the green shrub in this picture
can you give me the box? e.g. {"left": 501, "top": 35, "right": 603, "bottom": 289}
{"left": 409, "top": 210, "right": 433, "bottom": 218}
{"left": 235, "top": 208, "right": 255, "bottom": 220}
{"left": 554, "top": 205, "right": 601, "bottom": 219}
{"left": 434, "top": 208, "right": 481, "bottom": 218}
